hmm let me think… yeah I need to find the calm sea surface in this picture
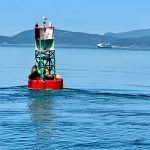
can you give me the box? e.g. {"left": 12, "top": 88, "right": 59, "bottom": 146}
{"left": 0, "top": 45, "right": 150, "bottom": 150}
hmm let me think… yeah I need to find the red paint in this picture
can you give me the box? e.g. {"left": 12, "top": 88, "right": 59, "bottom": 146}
{"left": 28, "top": 79, "right": 32, "bottom": 88}
{"left": 28, "top": 79, "right": 63, "bottom": 90}
{"left": 45, "top": 79, "right": 63, "bottom": 90}
{"left": 28, "top": 79, "right": 45, "bottom": 90}
{"left": 38, "top": 80, "right": 45, "bottom": 89}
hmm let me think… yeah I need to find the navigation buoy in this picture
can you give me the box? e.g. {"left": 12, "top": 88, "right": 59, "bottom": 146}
{"left": 28, "top": 17, "right": 63, "bottom": 90}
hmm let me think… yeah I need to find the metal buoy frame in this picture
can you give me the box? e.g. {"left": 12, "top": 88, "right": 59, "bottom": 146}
{"left": 28, "top": 17, "right": 63, "bottom": 90}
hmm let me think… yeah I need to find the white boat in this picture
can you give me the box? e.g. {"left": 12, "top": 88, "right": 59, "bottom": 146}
{"left": 97, "top": 43, "right": 112, "bottom": 48}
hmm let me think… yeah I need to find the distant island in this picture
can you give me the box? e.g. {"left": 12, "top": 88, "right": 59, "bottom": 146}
{"left": 1, "top": 28, "right": 150, "bottom": 48}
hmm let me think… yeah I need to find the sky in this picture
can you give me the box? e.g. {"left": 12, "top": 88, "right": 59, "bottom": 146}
{"left": 1, "top": 0, "right": 150, "bottom": 36}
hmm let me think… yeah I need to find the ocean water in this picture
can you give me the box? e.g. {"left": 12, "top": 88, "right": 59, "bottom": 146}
{"left": 0, "top": 45, "right": 150, "bottom": 150}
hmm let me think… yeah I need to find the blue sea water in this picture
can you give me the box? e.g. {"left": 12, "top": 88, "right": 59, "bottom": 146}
{"left": 0, "top": 45, "right": 150, "bottom": 149}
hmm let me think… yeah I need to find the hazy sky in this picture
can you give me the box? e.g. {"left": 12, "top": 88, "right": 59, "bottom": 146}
{"left": 1, "top": 0, "right": 150, "bottom": 36}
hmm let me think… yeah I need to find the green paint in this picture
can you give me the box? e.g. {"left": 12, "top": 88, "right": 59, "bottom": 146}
{"left": 39, "top": 40, "right": 44, "bottom": 80}
{"left": 36, "top": 39, "right": 54, "bottom": 50}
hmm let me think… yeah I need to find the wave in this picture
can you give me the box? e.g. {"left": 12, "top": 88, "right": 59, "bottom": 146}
{"left": 0, "top": 86, "right": 150, "bottom": 100}
{"left": 64, "top": 88, "right": 150, "bottom": 100}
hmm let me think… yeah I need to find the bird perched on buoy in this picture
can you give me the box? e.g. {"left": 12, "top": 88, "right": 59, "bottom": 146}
{"left": 42, "top": 16, "right": 47, "bottom": 20}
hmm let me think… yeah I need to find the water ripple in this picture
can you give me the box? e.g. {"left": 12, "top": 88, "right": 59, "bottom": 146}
{"left": 0, "top": 86, "right": 150, "bottom": 149}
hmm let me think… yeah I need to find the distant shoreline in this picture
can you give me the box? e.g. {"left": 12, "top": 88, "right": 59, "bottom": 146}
{"left": 0, "top": 44, "right": 150, "bottom": 50}
{"left": 0, "top": 44, "right": 95, "bottom": 49}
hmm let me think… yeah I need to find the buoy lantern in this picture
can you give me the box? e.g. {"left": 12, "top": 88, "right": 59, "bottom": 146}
{"left": 28, "top": 17, "right": 63, "bottom": 90}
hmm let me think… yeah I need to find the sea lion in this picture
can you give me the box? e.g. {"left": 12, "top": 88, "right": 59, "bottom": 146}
{"left": 44, "top": 68, "right": 54, "bottom": 80}
{"left": 28, "top": 65, "right": 40, "bottom": 79}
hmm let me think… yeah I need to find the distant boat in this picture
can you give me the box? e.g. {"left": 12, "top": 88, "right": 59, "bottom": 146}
{"left": 97, "top": 43, "right": 112, "bottom": 48}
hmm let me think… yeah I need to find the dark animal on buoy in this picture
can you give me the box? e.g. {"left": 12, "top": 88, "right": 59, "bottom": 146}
{"left": 44, "top": 68, "right": 54, "bottom": 80}
{"left": 28, "top": 65, "right": 55, "bottom": 80}
{"left": 28, "top": 65, "right": 40, "bottom": 80}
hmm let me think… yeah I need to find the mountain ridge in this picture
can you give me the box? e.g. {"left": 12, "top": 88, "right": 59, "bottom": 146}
{"left": 104, "top": 28, "right": 150, "bottom": 38}
{"left": 1, "top": 28, "right": 150, "bottom": 48}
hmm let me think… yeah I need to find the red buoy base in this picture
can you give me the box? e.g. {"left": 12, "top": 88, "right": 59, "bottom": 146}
{"left": 28, "top": 78, "right": 63, "bottom": 90}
